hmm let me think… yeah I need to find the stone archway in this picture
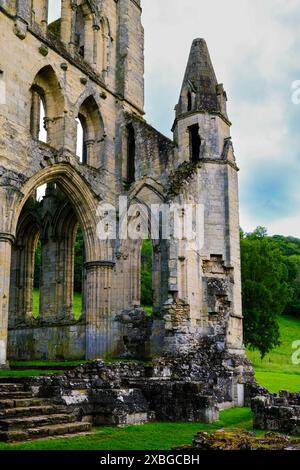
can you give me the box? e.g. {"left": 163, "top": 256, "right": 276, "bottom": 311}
{"left": 0, "top": 163, "right": 119, "bottom": 366}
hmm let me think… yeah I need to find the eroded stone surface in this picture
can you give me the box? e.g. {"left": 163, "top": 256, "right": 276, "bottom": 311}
{"left": 0, "top": 1, "right": 250, "bottom": 411}
{"left": 189, "top": 430, "right": 300, "bottom": 451}
{"left": 252, "top": 391, "right": 300, "bottom": 435}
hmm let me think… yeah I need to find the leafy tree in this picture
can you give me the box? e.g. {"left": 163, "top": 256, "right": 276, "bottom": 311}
{"left": 281, "top": 254, "right": 300, "bottom": 316}
{"left": 241, "top": 227, "right": 292, "bottom": 358}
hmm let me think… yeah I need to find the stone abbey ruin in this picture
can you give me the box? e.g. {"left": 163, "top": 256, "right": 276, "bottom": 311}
{"left": 0, "top": 0, "right": 259, "bottom": 441}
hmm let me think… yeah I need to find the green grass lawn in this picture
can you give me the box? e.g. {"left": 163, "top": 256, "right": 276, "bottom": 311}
{"left": 0, "top": 407, "right": 253, "bottom": 451}
{"left": 246, "top": 315, "right": 300, "bottom": 392}
{"left": 33, "top": 289, "right": 82, "bottom": 320}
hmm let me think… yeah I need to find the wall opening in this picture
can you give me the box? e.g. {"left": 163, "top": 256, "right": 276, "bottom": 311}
{"left": 76, "top": 116, "right": 87, "bottom": 163}
{"left": 33, "top": 238, "right": 41, "bottom": 318}
{"left": 9, "top": 184, "right": 85, "bottom": 328}
{"left": 189, "top": 124, "right": 201, "bottom": 162}
{"left": 141, "top": 239, "right": 153, "bottom": 315}
{"left": 126, "top": 124, "right": 136, "bottom": 184}
{"left": 30, "top": 66, "right": 64, "bottom": 148}
{"left": 47, "top": 0, "right": 61, "bottom": 36}
{"left": 76, "top": 96, "right": 104, "bottom": 168}
{"left": 30, "top": 87, "right": 47, "bottom": 142}
{"left": 73, "top": 225, "right": 84, "bottom": 320}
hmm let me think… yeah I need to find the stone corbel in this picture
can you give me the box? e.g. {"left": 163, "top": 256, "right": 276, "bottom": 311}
{"left": 14, "top": 17, "right": 28, "bottom": 40}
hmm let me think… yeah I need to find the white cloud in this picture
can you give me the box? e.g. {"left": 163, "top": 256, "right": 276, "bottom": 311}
{"left": 143, "top": 0, "right": 300, "bottom": 237}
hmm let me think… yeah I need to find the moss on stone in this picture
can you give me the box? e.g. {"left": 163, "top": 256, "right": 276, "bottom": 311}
{"left": 167, "top": 160, "right": 201, "bottom": 199}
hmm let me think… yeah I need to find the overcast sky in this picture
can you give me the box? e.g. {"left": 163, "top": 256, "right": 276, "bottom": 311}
{"left": 49, "top": 0, "right": 300, "bottom": 237}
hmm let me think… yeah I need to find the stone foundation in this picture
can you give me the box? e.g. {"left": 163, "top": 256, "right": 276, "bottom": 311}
{"left": 252, "top": 391, "right": 300, "bottom": 435}
{"left": 8, "top": 323, "right": 86, "bottom": 361}
{"left": 186, "top": 430, "right": 300, "bottom": 450}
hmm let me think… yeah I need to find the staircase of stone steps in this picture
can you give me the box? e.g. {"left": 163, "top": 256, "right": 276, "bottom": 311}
{"left": 0, "top": 381, "right": 91, "bottom": 442}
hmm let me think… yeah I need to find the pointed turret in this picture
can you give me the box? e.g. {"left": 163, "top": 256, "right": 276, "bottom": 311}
{"left": 175, "top": 38, "right": 228, "bottom": 121}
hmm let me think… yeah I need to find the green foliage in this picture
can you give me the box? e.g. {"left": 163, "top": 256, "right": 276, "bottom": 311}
{"left": 246, "top": 315, "right": 300, "bottom": 392}
{"left": 34, "top": 240, "right": 41, "bottom": 289}
{"left": 241, "top": 227, "right": 292, "bottom": 358}
{"left": 141, "top": 240, "right": 153, "bottom": 307}
{"left": 270, "top": 235, "right": 300, "bottom": 317}
{"left": 33, "top": 289, "right": 82, "bottom": 320}
{"left": 47, "top": 19, "right": 61, "bottom": 38}
{"left": 167, "top": 160, "right": 201, "bottom": 199}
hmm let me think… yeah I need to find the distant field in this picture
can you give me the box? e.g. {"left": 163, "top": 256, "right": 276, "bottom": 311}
{"left": 246, "top": 315, "right": 300, "bottom": 392}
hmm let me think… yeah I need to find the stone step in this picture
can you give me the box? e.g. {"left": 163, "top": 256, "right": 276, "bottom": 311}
{"left": 0, "top": 404, "right": 68, "bottom": 419}
{"left": 0, "top": 398, "right": 54, "bottom": 409}
{"left": 0, "top": 421, "right": 91, "bottom": 442}
{"left": 0, "top": 391, "right": 33, "bottom": 399}
{"left": 0, "top": 413, "right": 77, "bottom": 431}
{"left": 0, "top": 377, "right": 29, "bottom": 384}
{"left": 28, "top": 421, "right": 92, "bottom": 439}
{"left": 0, "top": 383, "right": 25, "bottom": 392}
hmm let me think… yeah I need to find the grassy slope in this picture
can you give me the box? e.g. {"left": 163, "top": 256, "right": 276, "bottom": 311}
{"left": 246, "top": 315, "right": 300, "bottom": 392}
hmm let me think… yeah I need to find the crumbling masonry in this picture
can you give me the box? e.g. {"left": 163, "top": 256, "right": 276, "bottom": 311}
{"left": 0, "top": 0, "right": 252, "bottom": 417}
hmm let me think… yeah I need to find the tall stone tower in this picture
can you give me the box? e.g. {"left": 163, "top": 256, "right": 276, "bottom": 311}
{"left": 169, "top": 39, "right": 243, "bottom": 352}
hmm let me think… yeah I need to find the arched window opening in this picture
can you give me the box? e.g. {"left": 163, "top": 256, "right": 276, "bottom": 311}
{"left": 47, "top": 0, "right": 62, "bottom": 37}
{"left": 30, "top": 66, "right": 64, "bottom": 148}
{"left": 141, "top": 239, "right": 153, "bottom": 315}
{"left": 30, "top": 87, "right": 47, "bottom": 142}
{"left": 126, "top": 124, "right": 136, "bottom": 184}
{"left": 76, "top": 96, "right": 104, "bottom": 168}
{"left": 76, "top": 116, "right": 87, "bottom": 163}
{"left": 187, "top": 91, "right": 192, "bottom": 112}
{"left": 188, "top": 123, "right": 201, "bottom": 162}
{"left": 36, "top": 183, "right": 47, "bottom": 201}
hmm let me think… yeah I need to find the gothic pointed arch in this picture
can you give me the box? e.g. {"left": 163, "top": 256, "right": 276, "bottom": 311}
{"left": 30, "top": 65, "right": 65, "bottom": 148}
{"left": 11, "top": 164, "right": 108, "bottom": 262}
{"left": 76, "top": 95, "right": 105, "bottom": 168}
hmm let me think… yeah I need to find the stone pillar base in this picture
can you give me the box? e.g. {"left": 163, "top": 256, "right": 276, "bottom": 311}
{"left": 0, "top": 361, "right": 10, "bottom": 370}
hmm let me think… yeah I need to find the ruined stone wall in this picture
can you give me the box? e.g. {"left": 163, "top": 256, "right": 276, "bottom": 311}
{"left": 252, "top": 391, "right": 300, "bottom": 435}
{"left": 0, "top": 1, "right": 248, "bottom": 408}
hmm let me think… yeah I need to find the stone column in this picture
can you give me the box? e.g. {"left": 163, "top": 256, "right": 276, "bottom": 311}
{"left": 84, "top": 260, "right": 116, "bottom": 359}
{"left": 60, "top": 0, "right": 72, "bottom": 45}
{"left": 0, "top": 233, "right": 14, "bottom": 368}
{"left": 85, "top": 139, "right": 95, "bottom": 166}
{"left": 39, "top": 235, "right": 58, "bottom": 322}
{"left": 30, "top": 89, "right": 41, "bottom": 139}
{"left": 83, "top": 15, "right": 94, "bottom": 64}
